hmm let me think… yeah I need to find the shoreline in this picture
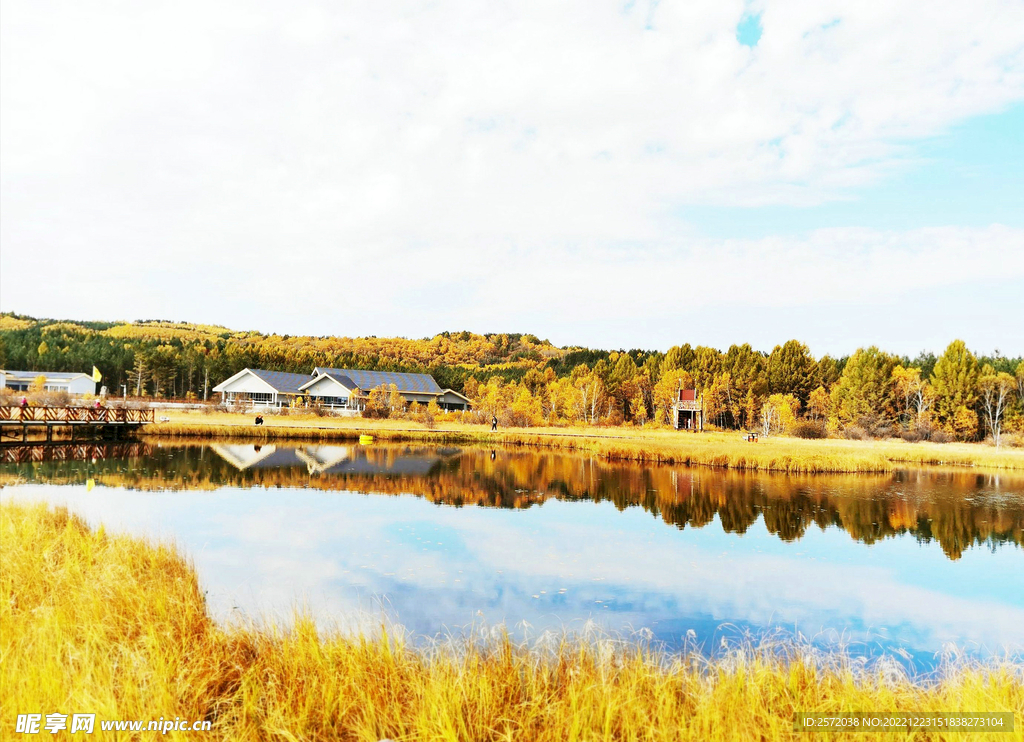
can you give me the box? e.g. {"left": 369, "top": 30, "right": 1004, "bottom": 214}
{"left": 139, "top": 412, "right": 1024, "bottom": 474}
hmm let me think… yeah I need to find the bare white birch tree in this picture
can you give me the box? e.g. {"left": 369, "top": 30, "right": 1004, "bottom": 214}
{"left": 979, "top": 369, "right": 1016, "bottom": 447}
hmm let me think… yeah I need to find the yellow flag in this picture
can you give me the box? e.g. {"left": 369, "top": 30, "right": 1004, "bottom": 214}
{"left": 92, "top": 366, "right": 102, "bottom": 382}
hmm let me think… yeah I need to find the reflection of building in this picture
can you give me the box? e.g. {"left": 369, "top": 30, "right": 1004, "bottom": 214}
{"left": 318, "top": 450, "right": 442, "bottom": 476}
{"left": 210, "top": 444, "right": 303, "bottom": 470}
{"left": 294, "top": 445, "right": 354, "bottom": 474}
{"left": 672, "top": 388, "right": 703, "bottom": 431}
{"left": 1, "top": 369, "right": 95, "bottom": 395}
{"left": 212, "top": 366, "right": 471, "bottom": 411}
{"left": 209, "top": 442, "right": 444, "bottom": 477}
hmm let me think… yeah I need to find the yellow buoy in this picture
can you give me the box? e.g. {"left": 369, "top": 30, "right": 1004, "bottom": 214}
{"left": 359, "top": 434, "right": 374, "bottom": 445}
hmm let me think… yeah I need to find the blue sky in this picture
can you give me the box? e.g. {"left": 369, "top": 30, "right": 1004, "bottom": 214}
{"left": 679, "top": 104, "right": 1024, "bottom": 239}
{"left": 736, "top": 12, "right": 763, "bottom": 47}
{"left": 1, "top": 0, "right": 1022, "bottom": 356}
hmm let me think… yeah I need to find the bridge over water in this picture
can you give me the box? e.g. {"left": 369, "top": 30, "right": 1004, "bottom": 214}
{"left": 0, "top": 406, "right": 154, "bottom": 446}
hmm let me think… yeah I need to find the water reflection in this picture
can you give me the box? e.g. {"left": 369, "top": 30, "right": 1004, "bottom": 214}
{"left": 3, "top": 442, "right": 1021, "bottom": 561}
{"left": 3, "top": 442, "right": 1023, "bottom": 668}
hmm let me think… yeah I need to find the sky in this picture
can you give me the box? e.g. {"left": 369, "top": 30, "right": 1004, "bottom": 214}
{"left": 1, "top": 0, "right": 1022, "bottom": 357}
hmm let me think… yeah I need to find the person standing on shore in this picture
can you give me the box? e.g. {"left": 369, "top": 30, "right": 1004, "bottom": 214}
{"left": 491, "top": 415, "right": 497, "bottom": 431}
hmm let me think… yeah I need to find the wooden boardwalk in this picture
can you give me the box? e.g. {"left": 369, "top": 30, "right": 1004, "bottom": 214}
{"left": 0, "top": 406, "right": 154, "bottom": 446}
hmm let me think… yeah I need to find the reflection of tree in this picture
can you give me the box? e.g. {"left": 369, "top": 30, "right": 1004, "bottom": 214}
{"left": 2, "top": 443, "right": 1021, "bottom": 561}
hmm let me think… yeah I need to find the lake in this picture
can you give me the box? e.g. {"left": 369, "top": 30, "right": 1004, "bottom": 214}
{"left": 2, "top": 440, "right": 1022, "bottom": 669}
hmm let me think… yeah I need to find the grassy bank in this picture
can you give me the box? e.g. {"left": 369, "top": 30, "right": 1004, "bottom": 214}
{"left": 142, "top": 411, "right": 1024, "bottom": 473}
{"left": 3, "top": 501, "right": 1021, "bottom": 741}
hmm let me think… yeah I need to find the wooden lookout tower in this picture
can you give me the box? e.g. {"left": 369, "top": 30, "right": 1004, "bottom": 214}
{"left": 671, "top": 388, "right": 703, "bottom": 431}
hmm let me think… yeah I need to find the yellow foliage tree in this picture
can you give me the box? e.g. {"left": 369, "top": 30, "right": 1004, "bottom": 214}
{"left": 761, "top": 393, "right": 799, "bottom": 436}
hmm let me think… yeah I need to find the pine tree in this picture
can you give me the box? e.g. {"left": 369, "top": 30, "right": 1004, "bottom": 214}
{"left": 932, "top": 340, "right": 980, "bottom": 440}
{"left": 830, "top": 347, "right": 899, "bottom": 428}
{"left": 767, "top": 340, "right": 815, "bottom": 405}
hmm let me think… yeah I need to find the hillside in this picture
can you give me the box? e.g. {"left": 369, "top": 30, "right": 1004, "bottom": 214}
{"left": 0, "top": 313, "right": 568, "bottom": 396}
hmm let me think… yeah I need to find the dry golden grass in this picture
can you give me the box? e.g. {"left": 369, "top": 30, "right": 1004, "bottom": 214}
{"left": 3, "top": 500, "right": 1021, "bottom": 741}
{"left": 144, "top": 410, "right": 1024, "bottom": 473}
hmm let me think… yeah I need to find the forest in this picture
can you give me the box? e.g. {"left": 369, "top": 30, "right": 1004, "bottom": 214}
{"left": 1, "top": 313, "right": 1022, "bottom": 443}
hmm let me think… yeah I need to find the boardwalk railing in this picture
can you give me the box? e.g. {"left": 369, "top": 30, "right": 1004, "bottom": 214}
{"left": 0, "top": 406, "right": 155, "bottom": 423}
{"left": 1, "top": 442, "right": 152, "bottom": 464}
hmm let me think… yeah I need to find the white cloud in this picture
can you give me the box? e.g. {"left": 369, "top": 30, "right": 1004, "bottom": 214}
{"left": 1, "top": 0, "right": 1022, "bottom": 350}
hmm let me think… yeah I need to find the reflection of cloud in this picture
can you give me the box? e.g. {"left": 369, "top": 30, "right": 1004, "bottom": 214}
{"left": 4, "top": 485, "right": 1023, "bottom": 664}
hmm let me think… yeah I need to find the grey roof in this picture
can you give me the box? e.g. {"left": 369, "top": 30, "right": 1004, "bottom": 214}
{"left": 300, "top": 372, "right": 358, "bottom": 392}
{"left": 247, "top": 369, "right": 314, "bottom": 394}
{"left": 312, "top": 367, "right": 442, "bottom": 394}
{"left": 2, "top": 369, "right": 90, "bottom": 380}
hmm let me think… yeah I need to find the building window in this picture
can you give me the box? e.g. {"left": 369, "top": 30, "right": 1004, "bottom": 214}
{"left": 227, "top": 391, "right": 274, "bottom": 404}
{"left": 315, "top": 395, "right": 348, "bottom": 407}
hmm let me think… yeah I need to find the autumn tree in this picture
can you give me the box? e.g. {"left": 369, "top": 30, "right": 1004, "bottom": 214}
{"left": 508, "top": 385, "right": 542, "bottom": 426}
{"left": 830, "top": 347, "right": 899, "bottom": 431}
{"left": 932, "top": 340, "right": 980, "bottom": 440}
{"left": 807, "top": 386, "right": 831, "bottom": 424}
{"left": 365, "top": 385, "right": 391, "bottom": 418}
{"left": 690, "top": 346, "right": 722, "bottom": 391}
{"left": 630, "top": 390, "right": 648, "bottom": 425}
{"left": 978, "top": 366, "right": 1016, "bottom": 446}
{"left": 570, "top": 364, "right": 606, "bottom": 424}
{"left": 387, "top": 384, "right": 406, "bottom": 415}
{"left": 608, "top": 353, "right": 641, "bottom": 418}
{"left": 663, "top": 344, "right": 695, "bottom": 374}
{"left": 891, "top": 365, "right": 925, "bottom": 428}
{"left": 703, "top": 372, "right": 734, "bottom": 428}
{"left": 761, "top": 393, "right": 799, "bottom": 436}
{"left": 546, "top": 376, "right": 576, "bottom": 422}
{"left": 767, "top": 340, "right": 815, "bottom": 405}
{"left": 722, "top": 344, "right": 767, "bottom": 429}
{"left": 814, "top": 355, "right": 841, "bottom": 390}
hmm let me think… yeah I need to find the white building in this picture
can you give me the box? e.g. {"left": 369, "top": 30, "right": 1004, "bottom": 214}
{"left": 211, "top": 368, "right": 312, "bottom": 408}
{"left": 0, "top": 369, "right": 95, "bottom": 396}
{"left": 211, "top": 366, "right": 472, "bottom": 411}
{"left": 299, "top": 367, "right": 471, "bottom": 411}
